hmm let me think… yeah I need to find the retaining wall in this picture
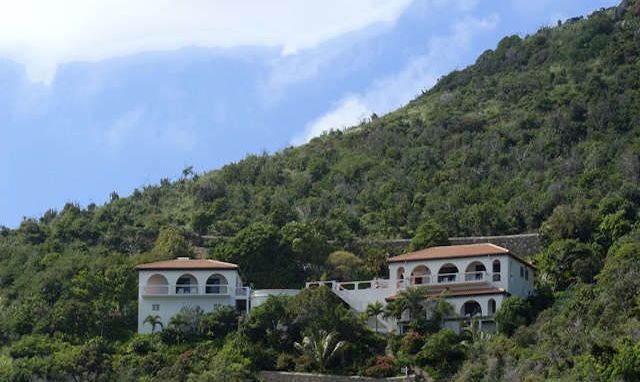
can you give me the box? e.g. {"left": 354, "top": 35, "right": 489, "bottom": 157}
{"left": 257, "top": 371, "right": 415, "bottom": 382}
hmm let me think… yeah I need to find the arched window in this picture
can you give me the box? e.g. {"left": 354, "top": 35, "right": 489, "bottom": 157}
{"left": 488, "top": 299, "right": 497, "bottom": 315}
{"left": 438, "top": 263, "right": 459, "bottom": 283}
{"left": 410, "top": 265, "right": 431, "bottom": 285}
{"left": 176, "top": 274, "right": 198, "bottom": 295}
{"left": 492, "top": 260, "right": 501, "bottom": 281}
{"left": 145, "top": 274, "right": 169, "bottom": 295}
{"left": 397, "top": 267, "right": 405, "bottom": 280}
{"left": 461, "top": 300, "right": 482, "bottom": 317}
{"left": 465, "top": 261, "right": 487, "bottom": 281}
{"left": 206, "top": 274, "right": 229, "bottom": 295}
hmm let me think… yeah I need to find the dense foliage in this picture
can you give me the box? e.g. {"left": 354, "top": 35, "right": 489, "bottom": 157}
{"left": 1, "top": 2, "right": 640, "bottom": 380}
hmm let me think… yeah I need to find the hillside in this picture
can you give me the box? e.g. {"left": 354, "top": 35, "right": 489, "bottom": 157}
{"left": 1, "top": 2, "right": 640, "bottom": 381}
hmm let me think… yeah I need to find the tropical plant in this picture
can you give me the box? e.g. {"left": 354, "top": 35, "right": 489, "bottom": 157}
{"left": 365, "top": 301, "right": 385, "bottom": 333}
{"left": 384, "top": 286, "right": 428, "bottom": 321}
{"left": 142, "top": 314, "right": 163, "bottom": 333}
{"left": 294, "top": 330, "right": 346, "bottom": 373}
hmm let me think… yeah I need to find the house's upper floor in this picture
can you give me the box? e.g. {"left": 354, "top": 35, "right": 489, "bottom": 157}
{"left": 387, "top": 243, "right": 534, "bottom": 298}
{"left": 136, "top": 257, "right": 249, "bottom": 299}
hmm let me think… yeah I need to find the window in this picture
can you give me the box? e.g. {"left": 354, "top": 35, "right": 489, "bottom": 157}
{"left": 525, "top": 269, "right": 529, "bottom": 281}
{"left": 488, "top": 299, "right": 496, "bottom": 315}
{"left": 152, "top": 304, "right": 160, "bottom": 311}
{"left": 492, "top": 260, "right": 501, "bottom": 281}
{"left": 520, "top": 266, "right": 524, "bottom": 278}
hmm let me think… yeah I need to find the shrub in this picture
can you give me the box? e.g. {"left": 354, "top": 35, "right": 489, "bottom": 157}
{"left": 363, "top": 356, "right": 396, "bottom": 378}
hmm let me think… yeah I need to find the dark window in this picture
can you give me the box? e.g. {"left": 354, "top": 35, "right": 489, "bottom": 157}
{"left": 520, "top": 266, "right": 524, "bottom": 277}
{"left": 492, "top": 260, "right": 501, "bottom": 281}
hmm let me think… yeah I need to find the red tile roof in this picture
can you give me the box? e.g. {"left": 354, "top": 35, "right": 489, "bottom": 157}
{"left": 385, "top": 285, "right": 506, "bottom": 301}
{"left": 136, "top": 258, "right": 238, "bottom": 271}
{"left": 388, "top": 243, "right": 510, "bottom": 263}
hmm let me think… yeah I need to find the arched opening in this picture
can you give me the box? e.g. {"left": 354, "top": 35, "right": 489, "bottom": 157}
{"left": 146, "top": 274, "right": 169, "bottom": 295}
{"left": 492, "top": 260, "right": 501, "bottom": 281}
{"left": 396, "top": 267, "right": 405, "bottom": 288}
{"left": 176, "top": 274, "right": 198, "bottom": 295}
{"left": 438, "top": 263, "right": 459, "bottom": 283}
{"left": 461, "top": 300, "right": 482, "bottom": 317}
{"left": 410, "top": 265, "right": 431, "bottom": 285}
{"left": 206, "top": 274, "right": 229, "bottom": 295}
{"left": 465, "top": 261, "right": 487, "bottom": 281}
{"left": 488, "top": 299, "right": 497, "bottom": 315}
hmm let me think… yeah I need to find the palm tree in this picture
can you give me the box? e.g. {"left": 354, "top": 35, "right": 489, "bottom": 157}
{"left": 384, "top": 286, "right": 428, "bottom": 321}
{"left": 294, "top": 330, "right": 346, "bottom": 373}
{"left": 365, "top": 301, "right": 385, "bottom": 333}
{"left": 143, "top": 314, "right": 163, "bottom": 333}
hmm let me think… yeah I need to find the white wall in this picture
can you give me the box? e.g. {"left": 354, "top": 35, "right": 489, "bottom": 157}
{"left": 137, "top": 269, "right": 245, "bottom": 333}
{"left": 388, "top": 254, "right": 510, "bottom": 292}
{"left": 250, "top": 289, "right": 300, "bottom": 308}
{"left": 506, "top": 257, "right": 535, "bottom": 298}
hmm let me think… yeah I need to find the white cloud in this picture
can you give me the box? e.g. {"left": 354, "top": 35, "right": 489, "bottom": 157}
{"left": 292, "top": 97, "right": 371, "bottom": 145}
{"left": 0, "top": 0, "right": 413, "bottom": 83}
{"left": 102, "top": 108, "right": 196, "bottom": 151}
{"left": 294, "top": 12, "right": 498, "bottom": 145}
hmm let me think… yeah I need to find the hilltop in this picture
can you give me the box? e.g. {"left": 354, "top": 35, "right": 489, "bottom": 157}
{"left": 1, "top": 2, "right": 640, "bottom": 381}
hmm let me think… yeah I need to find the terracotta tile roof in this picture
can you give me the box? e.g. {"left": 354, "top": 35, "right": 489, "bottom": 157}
{"left": 385, "top": 286, "right": 507, "bottom": 301}
{"left": 388, "top": 243, "right": 510, "bottom": 263}
{"left": 136, "top": 258, "right": 238, "bottom": 271}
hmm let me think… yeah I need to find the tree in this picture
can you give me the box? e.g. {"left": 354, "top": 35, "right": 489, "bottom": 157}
{"left": 149, "top": 227, "right": 194, "bottom": 260}
{"left": 493, "top": 296, "right": 532, "bottom": 335}
{"left": 216, "top": 222, "right": 297, "bottom": 288}
{"left": 326, "top": 251, "right": 365, "bottom": 281}
{"left": 365, "top": 302, "right": 385, "bottom": 333}
{"left": 409, "top": 221, "right": 449, "bottom": 251}
{"left": 294, "top": 330, "right": 346, "bottom": 373}
{"left": 143, "top": 315, "right": 163, "bottom": 333}
{"left": 415, "top": 329, "right": 466, "bottom": 379}
{"left": 200, "top": 306, "right": 239, "bottom": 339}
{"left": 384, "top": 286, "right": 428, "bottom": 322}
{"left": 280, "top": 221, "right": 331, "bottom": 274}
{"left": 536, "top": 239, "right": 601, "bottom": 290}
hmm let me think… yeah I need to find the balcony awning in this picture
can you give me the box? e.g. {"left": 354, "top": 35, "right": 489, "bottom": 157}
{"left": 385, "top": 285, "right": 507, "bottom": 301}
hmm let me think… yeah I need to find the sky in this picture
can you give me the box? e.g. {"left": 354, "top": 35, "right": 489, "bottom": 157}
{"left": 0, "top": 0, "right": 615, "bottom": 227}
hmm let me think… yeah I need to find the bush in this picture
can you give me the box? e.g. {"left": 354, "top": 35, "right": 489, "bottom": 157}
{"left": 409, "top": 221, "right": 449, "bottom": 251}
{"left": 416, "top": 329, "right": 466, "bottom": 379}
{"left": 363, "top": 356, "right": 396, "bottom": 378}
{"left": 493, "top": 296, "right": 532, "bottom": 336}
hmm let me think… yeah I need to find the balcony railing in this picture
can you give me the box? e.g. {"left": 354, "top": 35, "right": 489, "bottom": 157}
{"left": 143, "top": 284, "right": 239, "bottom": 296}
{"left": 396, "top": 271, "right": 499, "bottom": 289}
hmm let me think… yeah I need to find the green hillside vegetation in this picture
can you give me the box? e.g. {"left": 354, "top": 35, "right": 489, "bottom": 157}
{"left": 1, "top": 2, "right": 640, "bottom": 380}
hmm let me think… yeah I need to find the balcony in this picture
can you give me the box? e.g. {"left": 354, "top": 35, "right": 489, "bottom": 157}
{"left": 142, "top": 284, "right": 250, "bottom": 297}
{"left": 396, "top": 271, "right": 498, "bottom": 289}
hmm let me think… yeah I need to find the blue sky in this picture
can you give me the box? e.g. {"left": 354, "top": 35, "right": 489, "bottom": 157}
{"left": 0, "top": 0, "right": 614, "bottom": 227}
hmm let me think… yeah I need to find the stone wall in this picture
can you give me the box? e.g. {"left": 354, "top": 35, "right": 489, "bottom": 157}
{"left": 345, "top": 233, "right": 540, "bottom": 258}
{"left": 448, "top": 233, "right": 540, "bottom": 257}
{"left": 257, "top": 371, "right": 415, "bottom": 382}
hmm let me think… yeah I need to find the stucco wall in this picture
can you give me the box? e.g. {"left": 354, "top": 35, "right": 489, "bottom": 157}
{"left": 257, "top": 371, "right": 415, "bottom": 382}
{"left": 138, "top": 269, "right": 245, "bottom": 333}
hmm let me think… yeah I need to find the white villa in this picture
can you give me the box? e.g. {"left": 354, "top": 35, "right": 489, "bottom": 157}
{"left": 136, "top": 242, "right": 534, "bottom": 334}
{"left": 307, "top": 243, "right": 535, "bottom": 333}
{"left": 136, "top": 257, "right": 250, "bottom": 333}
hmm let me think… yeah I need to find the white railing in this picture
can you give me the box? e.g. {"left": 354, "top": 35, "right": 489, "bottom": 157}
{"left": 306, "top": 279, "right": 390, "bottom": 292}
{"left": 396, "top": 272, "right": 498, "bottom": 289}
{"left": 235, "top": 287, "right": 250, "bottom": 296}
{"left": 143, "top": 284, "right": 231, "bottom": 296}
{"left": 306, "top": 271, "right": 500, "bottom": 293}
